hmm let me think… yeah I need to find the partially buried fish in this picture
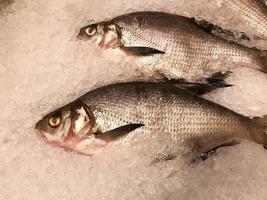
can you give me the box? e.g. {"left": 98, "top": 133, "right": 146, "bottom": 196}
{"left": 197, "top": 0, "right": 267, "bottom": 44}
{"left": 35, "top": 82, "right": 267, "bottom": 156}
{"left": 78, "top": 12, "right": 267, "bottom": 84}
{"left": 194, "top": 0, "right": 267, "bottom": 50}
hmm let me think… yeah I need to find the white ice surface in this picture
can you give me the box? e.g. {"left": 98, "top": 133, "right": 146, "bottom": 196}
{"left": 0, "top": 0, "right": 267, "bottom": 200}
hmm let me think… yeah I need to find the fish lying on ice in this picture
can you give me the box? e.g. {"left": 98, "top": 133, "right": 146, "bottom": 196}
{"left": 35, "top": 82, "right": 267, "bottom": 156}
{"left": 78, "top": 12, "right": 267, "bottom": 84}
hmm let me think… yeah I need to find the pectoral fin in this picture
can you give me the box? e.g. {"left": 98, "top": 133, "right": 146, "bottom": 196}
{"left": 121, "top": 46, "right": 165, "bottom": 56}
{"left": 95, "top": 123, "right": 145, "bottom": 142}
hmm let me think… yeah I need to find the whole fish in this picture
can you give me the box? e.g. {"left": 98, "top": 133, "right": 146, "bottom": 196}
{"left": 35, "top": 82, "right": 267, "bottom": 156}
{"left": 78, "top": 12, "right": 267, "bottom": 83}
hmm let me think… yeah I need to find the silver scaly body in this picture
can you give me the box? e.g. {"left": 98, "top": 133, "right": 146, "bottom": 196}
{"left": 80, "top": 82, "right": 265, "bottom": 153}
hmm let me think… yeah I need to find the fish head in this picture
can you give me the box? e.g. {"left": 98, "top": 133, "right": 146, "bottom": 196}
{"left": 78, "top": 22, "right": 122, "bottom": 49}
{"left": 35, "top": 101, "right": 94, "bottom": 151}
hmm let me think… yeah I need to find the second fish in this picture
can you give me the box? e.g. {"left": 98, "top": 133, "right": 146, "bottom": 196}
{"left": 78, "top": 12, "right": 267, "bottom": 83}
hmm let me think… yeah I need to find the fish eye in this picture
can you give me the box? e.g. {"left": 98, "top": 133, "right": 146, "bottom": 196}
{"left": 48, "top": 113, "right": 61, "bottom": 128}
{"left": 85, "top": 25, "right": 97, "bottom": 37}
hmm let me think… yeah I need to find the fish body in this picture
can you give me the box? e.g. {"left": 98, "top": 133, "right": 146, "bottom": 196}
{"left": 35, "top": 82, "right": 267, "bottom": 155}
{"left": 78, "top": 12, "right": 267, "bottom": 82}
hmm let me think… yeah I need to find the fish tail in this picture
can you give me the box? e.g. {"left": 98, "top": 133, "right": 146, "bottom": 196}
{"left": 251, "top": 115, "right": 267, "bottom": 145}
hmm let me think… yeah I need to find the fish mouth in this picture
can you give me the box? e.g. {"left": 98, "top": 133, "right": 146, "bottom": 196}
{"left": 35, "top": 119, "right": 42, "bottom": 130}
{"left": 34, "top": 121, "right": 48, "bottom": 141}
{"left": 35, "top": 123, "right": 92, "bottom": 151}
{"left": 77, "top": 33, "right": 83, "bottom": 40}
{"left": 35, "top": 129, "right": 77, "bottom": 150}
{"left": 35, "top": 128, "right": 106, "bottom": 155}
{"left": 77, "top": 30, "right": 87, "bottom": 40}
{"left": 34, "top": 129, "right": 47, "bottom": 141}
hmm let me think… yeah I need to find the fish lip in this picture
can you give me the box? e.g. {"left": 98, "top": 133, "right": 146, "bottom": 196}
{"left": 34, "top": 121, "right": 46, "bottom": 139}
{"left": 35, "top": 122, "right": 92, "bottom": 149}
{"left": 77, "top": 29, "right": 86, "bottom": 40}
{"left": 35, "top": 128, "right": 76, "bottom": 150}
{"left": 77, "top": 32, "right": 87, "bottom": 40}
{"left": 35, "top": 129, "right": 58, "bottom": 143}
{"left": 77, "top": 33, "right": 83, "bottom": 39}
{"left": 34, "top": 128, "right": 51, "bottom": 144}
{"left": 35, "top": 120, "right": 42, "bottom": 130}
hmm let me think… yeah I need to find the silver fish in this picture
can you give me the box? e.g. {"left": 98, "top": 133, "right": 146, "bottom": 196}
{"left": 35, "top": 82, "right": 267, "bottom": 156}
{"left": 78, "top": 12, "right": 267, "bottom": 83}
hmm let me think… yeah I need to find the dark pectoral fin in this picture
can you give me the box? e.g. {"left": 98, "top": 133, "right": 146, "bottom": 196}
{"left": 122, "top": 46, "right": 165, "bottom": 56}
{"left": 95, "top": 123, "right": 144, "bottom": 142}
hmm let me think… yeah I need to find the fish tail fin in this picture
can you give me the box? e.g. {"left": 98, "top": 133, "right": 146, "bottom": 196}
{"left": 251, "top": 115, "right": 267, "bottom": 145}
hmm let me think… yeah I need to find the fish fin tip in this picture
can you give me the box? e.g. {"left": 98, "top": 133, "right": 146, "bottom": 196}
{"left": 122, "top": 46, "right": 165, "bottom": 56}
{"left": 96, "top": 123, "right": 144, "bottom": 142}
{"left": 192, "top": 141, "right": 238, "bottom": 163}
